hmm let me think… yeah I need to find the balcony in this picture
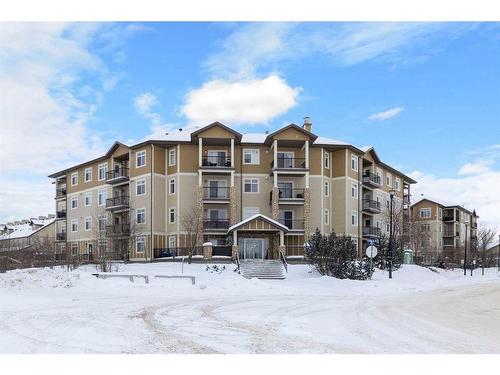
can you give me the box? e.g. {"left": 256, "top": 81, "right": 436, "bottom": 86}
{"left": 201, "top": 155, "right": 232, "bottom": 168}
{"left": 56, "top": 210, "right": 66, "bottom": 220}
{"left": 55, "top": 187, "right": 67, "bottom": 199}
{"left": 277, "top": 188, "right": 305, "bottom": 203}
{"left": 203, "top": 219, "right": 230, "bottom": 231}
{"left": 362, "top": 172, "right": 381, "bottom": 188}
{"left": 106, "top": 167, "right": 129, "bottom": 184}
{"left": 203, "top": 186, "right": 230, "bottom": 201}
{"left": 271, "top": 157, "right": 307, "bottom": 170}
{"left": 278, "top": 219, "right": 304, "bottom": 231}
{"left": 362, "top": 198, "right": 381, "bottom": 214}
{"left": 105, "top": 196, "right": 130, "bottom": 211}
{"left": 363, "top": 226, "right": 381, "bottom": 238}
{"left": 106, "top": 223, "right": 130, "bottom": 237}
{"left": 56, "top": 232, "right": 66, "bottom": 241}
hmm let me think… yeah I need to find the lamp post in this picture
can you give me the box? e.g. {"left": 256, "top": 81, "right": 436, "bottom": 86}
{"left": 388, "top": 189, "right": 395, "bottom": 279}
{"left": 464, "top": 222, "right": 468, "bottom": 276}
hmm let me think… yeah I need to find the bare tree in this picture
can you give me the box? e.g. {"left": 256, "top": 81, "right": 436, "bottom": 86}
{"left": 473, "top": 224, "right": 497, "bottom": 272}
{"left": 179, "top": 207, "right": 203, "bottom": 264}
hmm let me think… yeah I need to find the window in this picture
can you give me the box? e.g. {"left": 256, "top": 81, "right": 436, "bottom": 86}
{"left": 84, "top": 217, "right": 92, "bottom": 231}
{"left": 136, "top": 150, "right": 146, "bottom": 168}
{"left": 136, "top": 236, "right": 146, "bottom": 253}
{"left": 244, "top": 178, "right": 259, "bottom": 193}
{"left": 439, "top": 223, "right": 442, "bottom": 232}
{"left": 439, "top": 208, "right": 443, "bottom": 220}
{"left": 386, "top": 173, "right": 392, "bottom": 187}
{"left": 71, "top": 172, "right": 78, "bottom": 186}
{"left": 71, "top": 196, "right": 78, "bottom": 209}
{"left": 98, "top": 163, "right": 107, "bottom": 181}
{"left": 243, "top": 207, "right": 259, "bottom": 219}
{"left": 84, "top": 167, "right": 92, "bottom": 182}
{"left": 395, "top": 178, "right": 401, "bottom": 191}
{"left": 71, "top": 219, "right": 78, "bottom": 232}
{"left": 351, "top": 210, "right": 358, "bottom": 226}
{"left": 421, "top": 223, "right": 431, "bottom": 232}
{"left": 169, "top": 208, "right": 176, "bottom": 224}
{"left": 324, "top": 209, "right": 330, "bottom": 225}
{"left": 71, "top": 242, "right": 78, "bottom": 256}
{"left": 169, "top": 178, "right": 175, "bottom": 195}
{"left": 420, "top": 208, "right": 431, "bottom": 219}
{"left": 324, "top": 152, "right": 330, "bottom": 169}
{"left": 98, "top": 189, "right": 107, "bottom": 206}
{"left": 98, "top": 215, "right": 106, "bottom": 231}
{"left": 351, "top": 155, "right": 358, "bottom": 171}
{"left": 84, "top": 192, "right": 92, "bottom": 206}
{"left": 87, "top": 243, "right": 94, "bottom": 255}
{"left": 136, "top": 208, "right": 146, "bottom": 224}
{"left": 168, "top": 236, "right": 176, "bottom": 249}
{"left": 168, "top": 149, "right": 176, "bottom": 166}
{"left": 243, "top": 149, "right": 260, "bottom": 165}
{"left": 324, "top": 181, "right": 330, "bottom": 197}
{"left": 136, "top": 179, "right": 146, "bottom": 196}
{"left": 351, "top": 182, "right": 358, "bottom": 199}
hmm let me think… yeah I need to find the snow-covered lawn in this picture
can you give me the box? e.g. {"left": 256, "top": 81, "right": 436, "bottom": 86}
{"left": 0, "top": 262, "right": 499, "bottom": 354}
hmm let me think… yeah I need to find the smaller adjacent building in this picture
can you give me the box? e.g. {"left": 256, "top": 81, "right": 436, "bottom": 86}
{"left": 0, "top": 215, "right": 55, "bottom": 252}
{"left": 410, "top": 197, "right": 478, "bottom": 264}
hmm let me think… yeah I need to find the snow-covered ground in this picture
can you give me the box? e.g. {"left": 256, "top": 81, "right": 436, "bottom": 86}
{"left": 0, "top": 262, "right": 499, "bottom": 354}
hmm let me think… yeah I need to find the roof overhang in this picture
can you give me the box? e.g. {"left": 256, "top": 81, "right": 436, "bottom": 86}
{"left": 264, "top": 123, "right": 318, "bottom": 145}
{"left": 227, "top": 214, "right": 289, "bottom": 233}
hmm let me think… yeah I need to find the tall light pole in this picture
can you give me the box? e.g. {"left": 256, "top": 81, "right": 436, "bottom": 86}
{"left": 464, "top": 222, "right": 468, "bottom": 276}
{"left": 388, "top": 189, "right": 395, "bottom": 279}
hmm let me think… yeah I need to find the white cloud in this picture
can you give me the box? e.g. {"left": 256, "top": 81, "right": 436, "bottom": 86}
{"left": 181, "top": 75, "right": 301, "bottom": 125}
{"left": 409, "top": 167, "right": 500, "bottom": 230}
{"left": 134, "top": 92, "right": 161, "bottom": 125}
{"left": 458, "top": 159, "right": 494, "bottom": 175}
{"left": 368, "top": 107, "right": 405, "bottom": 121}
{"left": 0, "top": 22, "right": 139, "bottom": 222}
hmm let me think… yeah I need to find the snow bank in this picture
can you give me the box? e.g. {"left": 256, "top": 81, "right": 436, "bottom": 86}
{"left": 0, "top": 267, "right": 82, "bottom": 289}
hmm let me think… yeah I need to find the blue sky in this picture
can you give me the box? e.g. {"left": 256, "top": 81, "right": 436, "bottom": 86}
{"left": 0, "top": 22, "right": 499, "bottom": 227}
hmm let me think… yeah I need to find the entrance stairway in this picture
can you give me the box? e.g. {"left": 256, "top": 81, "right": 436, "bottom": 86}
{"left": 239, "top": 259, "right": 286, "bottom": 279}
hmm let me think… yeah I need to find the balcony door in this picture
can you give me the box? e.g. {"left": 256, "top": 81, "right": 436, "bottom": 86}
{"left": 207, "top": 150, "right": 226, "bottom": 166}
{"left": 277, "top": 152, "right": 293, "bottom": 168}
{"left": 280, "top": 211, "right": 293, "bottom": 229}
{"left": 208, "top": 180, "right": 226, "bottom": 199}
{"left": 278, "top": 182, "right": 293, "bottom": 198}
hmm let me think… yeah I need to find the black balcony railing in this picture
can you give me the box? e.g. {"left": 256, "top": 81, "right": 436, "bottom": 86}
{"left": 212, "top": 245, "right": 232, "bottom": 257}
{"left": 203, "top": 186, "right": 230, "bottom": 199}
{"left": 362, "top": 172, "right": 381, "bottom": 186}
{"left": 278, "top": 188, "right": 305, "bottom": 199}
{"left": 105, "top": 195, "right": 130, "bottom": 209}
{"left": 106, "top": 167, "right": 129, "bottom": 181}
{"left": 363, "top": 226, "right": 381, "bottom": 237}
{"left": 278, "top": 219, "right": 305, "bottom": 230}
{"left": 443, "top": 215, "right": 455, "bottom": 221}
{"left": 56, "top": 187, "right": 67, "bottom": 198}
{"left": 106, "top": 223, "right": 130, "bottom": 237}
{"left": 153, "top": 247, "right": 204, "bottom": 258}
{"left": 56, "top": 232, "right": 66, "bottom": 241}
{"left": 203, "top": 219, "right": 230, "bottom": 230}
{"left": 56, "top": 210, "right": 66, "bottom": 219}
{"left": 271, "top": 157, "right": 306, "bottom": 169}
{"left": 362, "top": 198, "right": 381, "bottom": 212}
{"left": 201, "top": 155, "right": 231, "bottom": 167}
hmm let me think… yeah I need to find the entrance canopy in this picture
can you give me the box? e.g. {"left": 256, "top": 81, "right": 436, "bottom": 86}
{"left": 227, "top": 214, "right": 289, "bottom": 234}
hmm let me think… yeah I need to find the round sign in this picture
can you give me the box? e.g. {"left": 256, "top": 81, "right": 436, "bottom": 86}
{"left": 366, "top": 245, "right": 378, "bottom": 258}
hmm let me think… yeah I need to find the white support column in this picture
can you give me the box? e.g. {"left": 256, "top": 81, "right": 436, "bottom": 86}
{"left": 230, "top": 138, "right": 235, "bottom": 168}
{"left": 305, "top": 140, "right": 309, "bottom": 169}
{"left": 273, "top": 139, "right": 278, "bottom": 168}
{"left": 305, "top": 171, "right": 310, "bottom": 188}
{"left": 273, "top": 171, "right": 278, "bottom": 188}
{"left": 198, "top": 138, "right": 203, "bottom": 167}
{"left": 280, "top": 231, "right": 284, "bottom": 246}
{"left": 233, "top": 230, "right": 238, "bottom": 245}
{"left": 231, "top": 170, "right": 235, "bottom": 187}
{"left": 198, "top": 170, "right": 202, "bottom": 186}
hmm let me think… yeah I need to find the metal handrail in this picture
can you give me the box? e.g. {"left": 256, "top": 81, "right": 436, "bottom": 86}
{"left": 201, "top": 155, "right": 232, "bottom": 167}
{"left": 202, "top": 186, "right": 230, "bottom": 199}
{"left": 271, "top": 157, "right": 307, "bottom": 169}
{"left": 278, "top": 188, "right": 305, "bottom": 199}
{"left": 234, "top": 250, "right": 241, "bottom": 274}
{"left": 106, "top": 167, "right": 129, "bottom": 180}
{"left": 279, "top": 249, "right": 288, "bottom": 273}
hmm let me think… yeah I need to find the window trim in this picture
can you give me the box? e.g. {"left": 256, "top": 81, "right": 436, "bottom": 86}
{"left": 351, "top": 154, "right": 358, "bottom": 172}
{"left": 324, "top": 180, "right": 330, "bottom": 197}
{"left": 324, "top": 209, "right": 330, "bottom": 225}
{"left": 243, "top": 178, "right": 259, "bottom": 193}
{"left": 84, "top": 167, "right": 92, "bottom": 183}
{"left": 136, "top": 178, "right": 146, "bottom": 196}
{"left": 84, "top": 216, "right": 92, "bottom": 231}
{"left": 168, "top": 235, "right": 176, "bottom": 249}
{"left": 71, "top": 242, "right": 78, "bottom": 256}
{"left": 169, "top": 178, "right": 176, "bottom": 195}
{"left": 136, "top": 149, "right": 147, "bottom": 168}
{"left": 71, "top": 172, "right": 78, "bottom": 186}
{"left": 324, "top": 151, "right": 330, "bottom": 169}
{"left": 98, "top": 162, "right": 107, "bottom": 181}
{"left": 136, "top": 236, "right": 146, "bottom": 253}
{"left": 169, "top": 208, "right": 176, "bottom": 224}
{"left": 84, "top": 191, "right": 92, "bottom": 207}
{"left": 98, "top": 188, "right": 107, "bottom": 206}
{"left": 420, "top": 207, "right": 431, "bottom": 219}
{"left": 351, "top": 210, "right": 358, "bottom": 227}
{"left": 71, "top": 219, "right": 78, "bottom": 233}
{"left": 351, "top": 182, "right": 358, "bottom": 199}
{"left": 136, "top": 207, "right": 146, "bottom": 224}
{"left": 386, "top": 173, "right": 392, "bottom": 187}
{"left": 168, "top": 149, "right": 176, "bottom": 166}
{"left": 71, "top": 196, "right": 78, "bottom": 209}
{"left": 243, "top": 148, "right": 260, "bottom": 165}
{"left": 395, "top": 177, "right": 401, "bottom": 191}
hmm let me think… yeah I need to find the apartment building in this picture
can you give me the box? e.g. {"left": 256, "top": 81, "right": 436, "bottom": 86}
{"left": 410, "top": 197, "right": 478, "bottom": 264}
{"left": 48, "top": 118, "right": 416, "bottom": 261}
{"left": 0, "top": 215, "right": 55, "bottom": 251}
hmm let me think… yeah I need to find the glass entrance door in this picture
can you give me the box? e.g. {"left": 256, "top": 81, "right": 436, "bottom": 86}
{"left": 241, "top": 238, "right": 266, "bottom": 259}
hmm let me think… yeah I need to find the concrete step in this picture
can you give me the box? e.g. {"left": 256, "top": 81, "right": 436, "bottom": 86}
{"left": 239, "top": 259, "right": 286, "bottom": 280}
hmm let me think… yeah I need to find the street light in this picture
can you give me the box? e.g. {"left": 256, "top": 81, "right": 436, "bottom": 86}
{"left": 388, "top": 189, "right": 395, "bottom": 279}
{"left": 464, "top": 222, "right": 468, "bottom": 276}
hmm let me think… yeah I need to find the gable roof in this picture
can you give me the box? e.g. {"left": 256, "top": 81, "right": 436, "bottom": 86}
{"left": 264, "top": 123, "right": 318, "bottom": 145}
{"left": 190, "top": 121, "right": 242, "bottom": 143}
{"left": 227, "top": 214, "right": 289, "bottom": 233}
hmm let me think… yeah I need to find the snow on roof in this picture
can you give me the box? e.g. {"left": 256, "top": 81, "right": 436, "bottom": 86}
{"left": 411, "top": 195, "right": 462, "bottom": 209}
{"left": 313, "top": 136, "right": 352, "bottom": 146}
{"left": 154, "top": 129, "right": 193, "bottom": 142}
{"left": 0, "top": 218, "right": 54, "bottom": 240}
{"left": 227, "top": 214, "right": 289, "bottom": 233}
{"left": 360, "top": 145, "right": 373, "bottom": 152}
{"left": 241, "top": 133, "right": 268, "bottom": 143}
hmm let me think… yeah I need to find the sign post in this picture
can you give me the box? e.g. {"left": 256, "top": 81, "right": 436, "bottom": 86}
{"left": 365, "top": 245, "right": 378, "bottom": 279}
